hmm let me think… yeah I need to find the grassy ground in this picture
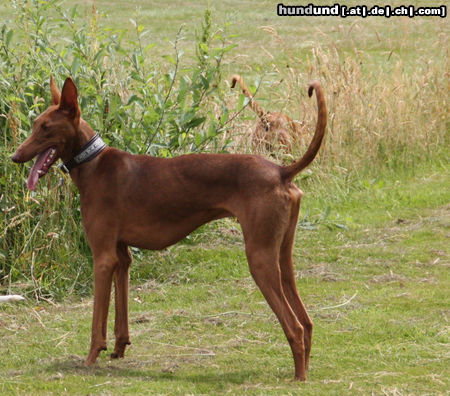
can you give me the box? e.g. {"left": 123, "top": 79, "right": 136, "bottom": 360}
{"left": 1, "top": 0, "right": 449, "bottom": 394}
{"left": 1, "top": 163, "right": 448, "bottom": 395}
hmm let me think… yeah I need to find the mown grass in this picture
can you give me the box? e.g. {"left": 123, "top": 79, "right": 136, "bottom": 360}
{"left": 0, "top": 164, "right": 448, "bottom": 394}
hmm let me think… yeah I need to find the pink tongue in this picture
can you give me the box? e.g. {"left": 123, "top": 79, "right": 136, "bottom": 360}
{"left": 27, "top": 148, "right": 53, "bottom": 191}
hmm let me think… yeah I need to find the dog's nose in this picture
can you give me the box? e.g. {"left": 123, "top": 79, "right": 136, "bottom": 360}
{"left": 11, "top": 151, "right": 23, "bottom": 163}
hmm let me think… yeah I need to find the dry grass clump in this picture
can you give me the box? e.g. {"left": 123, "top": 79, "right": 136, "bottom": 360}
{"left": 226, "top": 25, "right": 448, "bottom": 176}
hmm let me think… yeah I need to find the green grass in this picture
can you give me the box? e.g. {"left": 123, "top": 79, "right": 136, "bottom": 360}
{"left": 1, "top": 163, "right": 448, "bottom": 395}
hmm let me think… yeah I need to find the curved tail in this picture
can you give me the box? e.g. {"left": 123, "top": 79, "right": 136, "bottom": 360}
{"left": 231, "top": 74, "right": 265, "bottom": 118}
{"left": 280, "top": 81, "right": 327, "bottom": 181}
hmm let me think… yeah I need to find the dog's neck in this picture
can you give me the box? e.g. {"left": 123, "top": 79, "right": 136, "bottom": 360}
{"left": 64, "top": 119, "right": 105, "bottom": 189}
{"left": 64, "top": 119, "right": 96, "bottom": 163}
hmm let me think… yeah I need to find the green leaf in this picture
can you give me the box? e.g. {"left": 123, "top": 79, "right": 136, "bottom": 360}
{"left": 163, "top": 55, "right": 176, "bottom": 65}
{"left": 71, "top": 57, "right": 80, "bottom": 75}
{"left": 70, "top": 5, "right": 78, "bottom": 19}
{"left": 220, "top": 110, "right": 229, "bottom": 124}
{"left": 322, "top": 206, "right": 331, "bottom": 221}
{"left": 238, "top": 93, "right": 245, "bottom": 110}
{"left": 6, "top": 95, "right": 25, "bottom": 103}
{"left": 5, "top": 29, "right": 13, "bottom": 47}
{"left": 185, "top": 116, "right": 206, "bottom": 129}
{"left": 222, "top": 43, "right": 237, "bottom": 53}
{"left": 194, "top": 132, "right": 203, "bottom": 146}
{"left": 200, "top": 75, "right": 209, "bottom": 89}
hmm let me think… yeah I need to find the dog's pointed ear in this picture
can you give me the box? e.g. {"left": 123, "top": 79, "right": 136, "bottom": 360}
{"left": 50, "top": 75, "right": 61, "bottom": 105}
{"left": 59, "top": 77, "right": 80, "bottom": 122}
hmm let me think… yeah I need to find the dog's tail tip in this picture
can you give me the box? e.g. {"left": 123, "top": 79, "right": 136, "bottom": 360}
{"left": 280, "top": 80, "right": 327, "bottom": 181}
{"left": 231, "top": 74, "right": 241, "bottom": 89}
{"left": 308, "top": 81, "right": 320, "bottom": 97}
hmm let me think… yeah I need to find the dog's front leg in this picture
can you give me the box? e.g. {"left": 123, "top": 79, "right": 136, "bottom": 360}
{"left": 85, "top": 252, "right": 117, "bottom": 366}
{"left": 111, "top": 244, "right": 132, "bottom": 359}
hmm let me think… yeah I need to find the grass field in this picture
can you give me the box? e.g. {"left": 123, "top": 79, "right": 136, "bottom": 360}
{"left": 1, "top": 0, "right": 449, "bottom": 394}
{"left": 1, "top": 163, "right": 448, "bottom": 394}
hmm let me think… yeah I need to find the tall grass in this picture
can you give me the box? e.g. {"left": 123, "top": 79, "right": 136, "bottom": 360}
{"left": 229, "top": 24, "right": 448, "bottom": 184}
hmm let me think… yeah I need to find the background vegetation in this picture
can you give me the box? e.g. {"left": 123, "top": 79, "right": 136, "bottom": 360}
{"left": 0, "top": 0, "right": 448, "bottom": 394}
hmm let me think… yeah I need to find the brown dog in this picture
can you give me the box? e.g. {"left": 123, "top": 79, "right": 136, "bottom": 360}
{"left": 11, "top": 76, "right": 326, "bottom": 381}
{"left": 231, "top": 74, "right": 305, "bottom": 150}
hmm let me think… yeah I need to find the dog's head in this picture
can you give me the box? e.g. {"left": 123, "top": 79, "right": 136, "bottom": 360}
{"left": 11, "top": 77, "right": 81, "bottom": 190}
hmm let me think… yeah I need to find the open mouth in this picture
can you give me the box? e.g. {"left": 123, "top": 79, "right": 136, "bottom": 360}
{"left": 27, "top": 147, "right": 58, "bottom": 191}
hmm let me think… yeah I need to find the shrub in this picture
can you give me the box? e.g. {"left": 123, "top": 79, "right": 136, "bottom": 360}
{"left": 0, "top": 0, "right": 235, "bottom": 299}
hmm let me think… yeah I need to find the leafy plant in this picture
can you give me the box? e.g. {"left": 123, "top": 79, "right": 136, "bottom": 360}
{"left": 0, "top": 1, "right": 235, "bottom": 299}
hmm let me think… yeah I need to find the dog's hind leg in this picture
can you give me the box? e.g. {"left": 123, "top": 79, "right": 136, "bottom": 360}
{"left": 111, "top": 243, "right": 132, "bottom": 359}
{"left": 278, "top": 187, "right": 313, "bottom": 370}
{"left": 241, "top": 208, "right": 307, "bottom": 381}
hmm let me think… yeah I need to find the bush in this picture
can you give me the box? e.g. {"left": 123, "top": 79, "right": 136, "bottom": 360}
{"left": 0, "top": 0, "right": 235, "bottom": 300}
